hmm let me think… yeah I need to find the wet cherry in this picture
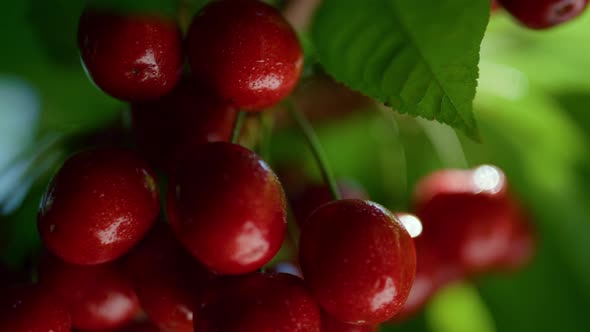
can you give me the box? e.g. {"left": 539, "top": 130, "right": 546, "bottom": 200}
{"left": 321, "top": 313, "right": 378, "bottom": 332}
{"left": 124, "top": 223, "right": 213, "bottom": 332}
{"left": 38, "top": 148, "right": 160, "bottom": 265}
{"left": 167, "top": 142, "right": 286, "bottom": 275}
{"left": 0, "top": 284, "right": 72, "bottom": 332}
{"left": 194, "top": 272, "right": 321, "bottom": 331}
{"left": 187, "top": 0, "right": 303, "bottom": 110}
{"left": 299, "top": 199, "right": 416, "bottom": 325}
{"left": 78, "top": 9, "right": 183, "bottom": 101}
{"left": 289, "top": 181, "right": 368, "bottom": 227}
{"left": 39, "top": 255, "right": 140, "bottom": 331}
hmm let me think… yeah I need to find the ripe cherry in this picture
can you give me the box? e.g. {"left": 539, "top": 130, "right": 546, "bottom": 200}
{"left": 491, "top": 0, "right": 501, "bottom": 11}
{"left": 414, "top": 165, "right": 535, "bottom": 276}
{"left": 289, "top": 181, "right": 368, "bottom": 227}
{"left": 299, "top": 199, "right": 416, "bottom": 325}
{"left": 111, "top": 321, "right": 160, "bottom": 332}
{"left": 78, "top": 9, "right": 183, "bottom": 101}
{"left": 194, "top": 273, "right": 321, "bottom": 331}
{"left": 492, "top": 196, "right": 536, "bottom": 272}
{"left": 498, "top": 0, "right": 589, "bottom": 29}
{"left": 131, "top": 78, "right": 237, "bottom": 171}
{"left": 187, "top": 0, "right": 303, "bottom": 110}
{"left": 321, "top": 313, "right": 378, "bottom": 332}
{"left": 167, "top": 142, "right": 287, "bottom": 275}
{"left": 0, "top": 284, "right": 72, "bottom": 332}
{"left": 39, "top": 255, "right": 140, "bottom": 331}
{"left": 388, "top": 236, "right": 461, "bottom": 322}
{"left": 124, "top": 223, "right": 213, "bottom": 332}
{"left": 38, "top": 148, "right": 160, "bottom": 265}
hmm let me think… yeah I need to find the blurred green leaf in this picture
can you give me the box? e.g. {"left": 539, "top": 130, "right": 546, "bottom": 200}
{"left": 426, "top": 283, "right": 495, "bottom": 332}
{"left": 28, "top": 0, "right": 85, "bottom": 66}
{"left": 311, "top": 0, "right": 489, "bottom": 139}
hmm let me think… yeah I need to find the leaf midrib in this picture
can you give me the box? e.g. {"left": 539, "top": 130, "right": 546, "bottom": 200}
{"left": 386, "top": 0, "right": 467, "bottom": 127}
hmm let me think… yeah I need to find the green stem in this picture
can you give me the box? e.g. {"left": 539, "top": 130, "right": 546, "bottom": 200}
{"left": 231, "top": 111, "right": 247, "bottom": 144}
{"left": 286, "top": 102, "right": 341, "bottom": 200}
{"left": 259, "top": 112, "right": 274, "bottom": 163}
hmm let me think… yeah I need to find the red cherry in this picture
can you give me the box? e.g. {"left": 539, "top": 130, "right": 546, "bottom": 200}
{"left": 388, "top": 236, "right": 461, "bottom": 322}
{"left": 491, "top": 0, "right": 501, "bottom": 11}
{"left": 38, "top": 148, "right": 160, "bottom": 265}
{"left": 194, "top": 273, "right": 321, "bottom": 331}
{"left": 78, "top": 10, "right": 183, "bottom": 101}
{"left": 110, "top": 321, "right": 160, "bottom": 332}
{"left": 0, "top": 284, "right": 72, "bottom": 332}
{"left": 322, "top": 313, "right": 378, "bottom": 332}
{"left": 299, "top": 199, "right": 416, "bottom": 325}
{"left": 39, "top": 256, "right": 140, "bottom": 331}
{"left": 124, "top": 223, "right": 213, "bottom": 332}
{"left": 166, "top": 142, "right": 286, "bottom": 275}
{"left": 187, "top": 0, "right": 303, "bottom": 110}
{"left": 498, "top": 0, "right": 589, "bottom": 29}
{"left": 289, "top": 181, "right": 368, "bottom": 227}
{"left": 131, "top": 78, "right": 237, "bottom": 171}
{"left": 493, "top": 196, "right": 536, "bottom": 272}
{"left": 414, "top": 166, "right": 535, "bottom": 276}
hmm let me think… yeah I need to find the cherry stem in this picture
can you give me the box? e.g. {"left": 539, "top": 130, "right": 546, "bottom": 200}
{"left": 286, "top": 102, "right": 342, "bottom": 200}
{"left": 259, "top": 112, "right": 274, "bottom": 163}
{"left": 231, "top": 111, "right": 247, "bottom": 144}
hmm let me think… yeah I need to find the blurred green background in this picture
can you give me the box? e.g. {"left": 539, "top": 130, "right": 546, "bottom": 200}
{"left": 1, "top": 1, "right": 590, "bottom": 331}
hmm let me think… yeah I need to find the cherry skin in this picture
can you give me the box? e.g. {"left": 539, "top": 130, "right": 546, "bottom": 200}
{"left": 131, "top": 78, "right": 237, "bottom": 172}
{"left": 78, "top": 9, "right": 183, "bottom": 101}
{"left": 0, "top": 284, "right": 72, "bottom": 332}
{"left": 124, "top": 223, "right": 213, "bottom": 332}
{"left": 414, "top": 165, "right": 535, "bottom": 276}
{"left": 167, "top": 142, "right": 287, "bottom": 275}
{"left": 321, "top": 313, "right": 378, "bottom": 332}
{"left": 39, "top": 255, "right": 140, "bottom": 331}
{"left": 110, "top": 321, "right": 160, "bottom": 332}
{"left": 492, "top": 195, "right": 536, "bottom": 272}
{"left": 187, "top": 0, "right": 303, "bottom": 110}
{"left": 388, "top": 235, "right": 461, "bottom": 322}
{"left": 299, "top": 199, "right": 416, "bottom": 325}
{"left": 289, "top": 181, "right": 368, "bottom": 227}
{"left": 194, "top": 272, "right": 321, "bottom": 331}
{"left": 491, "top": 0, "right": 501, "bottom": 11}
{"left": 498, "top": 0, "right": 589, "bottom": 29}
{"left": 38, "top": 148, "right": 160, "bottom": 265}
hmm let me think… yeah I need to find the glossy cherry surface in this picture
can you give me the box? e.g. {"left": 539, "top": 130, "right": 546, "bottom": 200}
{"left": 39, "top": 255, "right": 139, "bottom": 331}
{"left": 498, "top": 0, "right": 589, "bottom": 29}
{"left": 289, "top": 181, "right": 368, "bottom": 227}
{"left": 194, "top": 273, "right": 321, "bottom": 331}
{"left": 78, "top": 10, "right": 183, "bottom": 101}
{"left": 38, "top": 149, "right": 160, "bottom": 265}
{"left": 299, "top": 199, "right": 416, "bottom": 325}
{"left": 167, "top": 142, "right": 287, "bottom": 275}
{"left": 187, "top": 0, "right": 303, "bottom": 110}
{"left": 0, "top": 284, "right": 72, "bottom": 332}
{"left": 414, "top": 165, "right": 535, "bottom": 276}
{"left": 321, "top": 313, "right": 378, "bottom": 332}
{"left": 131, "top": 78, "right": 237, "bottom": 171}
{"left": 125, "top": 223, "right": 212, "bottom": 332}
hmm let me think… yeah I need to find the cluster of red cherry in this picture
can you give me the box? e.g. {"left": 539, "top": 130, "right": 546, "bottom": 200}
{"left": 493, "top": 0, "right": 589, "bottom": 29}
{"left": 0, "top": 0, "right": 536, "bottom": 331}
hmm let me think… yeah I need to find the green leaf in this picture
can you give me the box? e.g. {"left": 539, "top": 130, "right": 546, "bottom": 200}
{"left": 311, "top": 0, "right": 489, "bottom": 139}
